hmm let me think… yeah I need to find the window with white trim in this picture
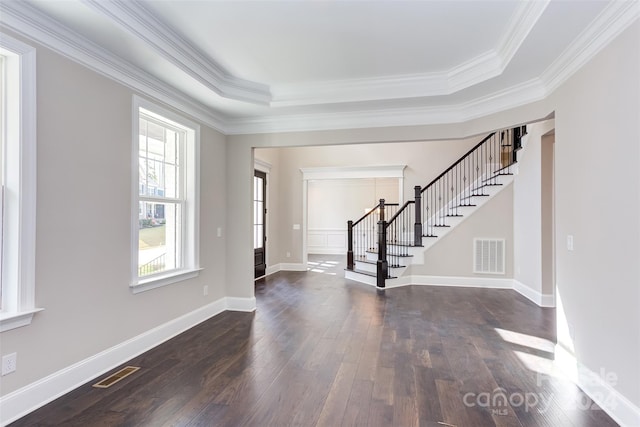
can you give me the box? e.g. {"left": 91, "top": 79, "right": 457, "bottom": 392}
{"left": 0, "top": 33, "right": 40, "bottom": 332}
{"left": 131, "top": 96, "right": 200, "bottom": 293}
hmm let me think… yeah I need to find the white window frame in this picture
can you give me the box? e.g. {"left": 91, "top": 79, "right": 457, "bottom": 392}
{"left": 130, "top": 95, "right": 201, "bottom": 293}
{"left": 0, "top": 33, "right": 42, "bottom": 332}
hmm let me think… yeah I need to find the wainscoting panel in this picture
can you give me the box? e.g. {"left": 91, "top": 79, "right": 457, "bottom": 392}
{"left": 308, "top": 228, "right": 347, "bottom": 254}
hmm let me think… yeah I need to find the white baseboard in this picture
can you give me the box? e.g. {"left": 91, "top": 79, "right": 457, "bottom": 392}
{"left": 307, "top": 249, "right": 345, "bottom": 255}
{"left": 0, "top": 297, "right": 233, "bottom": 426}
{"left": 265, "top": 264, "right": 280, "bottom": 276}
{"left": 554, "top": 345, "right": 640, "bottom": 427}
{"left": 388, "top": 275, "right": 513, "bottom": 289}
{"left": 226, "top": 296, "right": 256, "bottom": 312}
{"left": 348, "top": 273, "right": 556, "bottom": 308}
{"left": 261, "top": 263, "right": 307, "bottom": 277}
{"left": 279, "top": 263, "right": 307, "bottom": 272}
{"left": 513, "top": 279, "right": 555, "bottom": 307}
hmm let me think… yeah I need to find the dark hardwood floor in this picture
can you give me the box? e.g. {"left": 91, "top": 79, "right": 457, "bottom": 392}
{"left": 10, "top": 255, "right": 618, "bottom": 426}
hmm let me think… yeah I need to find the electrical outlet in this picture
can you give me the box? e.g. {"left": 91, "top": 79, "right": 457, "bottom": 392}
{"left": 286, "top": 252, "right": 291, "bottom": 258}
{"left": 2, "top": 353, "right": 17, "bottom": 376}
{"left": 203, "top": 285, "right": 209, "bottom": 296}
{"left": 567, "top": 235, "right": 574, "bottom": 251}
{"left": 216, "top": 227, "right": 222, "bottom": 238}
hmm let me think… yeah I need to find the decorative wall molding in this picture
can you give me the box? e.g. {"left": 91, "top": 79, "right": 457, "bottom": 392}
{"left": 271, "top": 1, "right": 549, "bottom": 106}
{"left": 541, "top": 0, "right": 640, "bottom": 95}
{"left": 301, "top": 165, "right": 406, "bottom": 181}
{"left": 82, "top": 0, "right": 270, "bottom": 105}
{"left": 254, "top": 158, "right": 272, "bottom": 173}
{"left": 0, "top": 297, "right": 252, "bottom": 426}
{"left": 1, "top": 1, "right": 637, "bottom": 134}
{"left": 0, "top": 1, "right": 227, "bottom": 133}
{"left": 227, "top": 78, "right": 549, "bottom": 134}
{"left": 307, "top": 228, "right": 347, "bottom": 255}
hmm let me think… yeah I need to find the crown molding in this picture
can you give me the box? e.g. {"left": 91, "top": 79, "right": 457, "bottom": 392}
{"left": 1, "top": 0, "right": 635, "bottom": 136}
{"left": 448, "top": 0, "right": 550, "bottom": 94}
{"left": 82, "top": 0, "right": 271, "bottom": 105}
{"left": 227, "top": 79, "right": 547, "bottom": 135}
{"left": 540, "top": 0, "right": 639, "bottom": 95}
{"left": 271, "top": 0, "right": 549, "bottom": 107}
{"left": 0, "top": 0, "right": 228, "bottom": 133}
{"left": 301, "top": 165, "right": 406, "bottom": 181}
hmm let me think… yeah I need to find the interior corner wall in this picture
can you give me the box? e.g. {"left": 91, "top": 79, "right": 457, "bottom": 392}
{"left": 552, "top": 21, "right": 640, "bottom": 409}
{"left": 0, "top": 30, "right": 228, "bottom": 400}
{"left": 512, "top": 120, "right": 555, "bottom": 299}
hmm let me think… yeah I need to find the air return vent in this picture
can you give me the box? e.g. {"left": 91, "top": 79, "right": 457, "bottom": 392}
{"left": 93, "top": 366, "right": 140, "bottom": 389}
{"left": 474, "top": 238, "right": 505, "bottom": 274}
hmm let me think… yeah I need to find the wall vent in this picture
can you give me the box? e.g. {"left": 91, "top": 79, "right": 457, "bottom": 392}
{"left": 93, "top": 366, "right": 140, "bottom": 389}
{"left": 474, "top": 238, "right": 505, "bottom": 274}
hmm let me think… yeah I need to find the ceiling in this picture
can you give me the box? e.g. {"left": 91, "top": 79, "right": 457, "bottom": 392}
{"left": 1, "top": 0, "right": 638, "bottom": 134}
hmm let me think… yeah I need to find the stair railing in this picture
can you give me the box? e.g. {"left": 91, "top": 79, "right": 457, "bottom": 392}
{"left": 347, "top": 199, "right": 399, "bottom": 271}
{"left": 347, "top": 126, "right": 525, "bottom": 288}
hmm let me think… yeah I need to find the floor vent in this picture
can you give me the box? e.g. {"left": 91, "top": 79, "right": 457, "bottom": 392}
{"left": 93, "top": 366, "right": 140, "bottom": 389}
{"left": 473, "top": 238, "right": 505, "bottom": 274}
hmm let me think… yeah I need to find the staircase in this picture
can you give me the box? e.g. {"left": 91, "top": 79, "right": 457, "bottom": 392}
{"left": 345, "top": 126, "right": 526, "bottom": 287}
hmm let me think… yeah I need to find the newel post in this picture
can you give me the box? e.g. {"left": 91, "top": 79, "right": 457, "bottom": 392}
{"left": 414, "top": 185, "right": 422, "bottom": 246}
{"left": 377, "top": 199, "right": 387, "bottom": 288}
{"left": 377, "top": 220, "right": 388, "bottom": 288}
{"left": 347, "top": 220, "right": 354, "bottom": 270}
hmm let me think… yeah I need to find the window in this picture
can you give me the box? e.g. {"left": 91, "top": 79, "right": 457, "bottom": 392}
{"left": 0, "top": 33, "right": 39, "bottom": 332}
{"left": 131, "top": 96, "right": 200, "bottom": 293}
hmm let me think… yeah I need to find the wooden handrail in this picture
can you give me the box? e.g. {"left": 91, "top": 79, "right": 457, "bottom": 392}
{"left": 384, "top": 200, "right": 414, "bottom": 229}
{"left": 352, "top": 202, "right": 399, "bottom": 227}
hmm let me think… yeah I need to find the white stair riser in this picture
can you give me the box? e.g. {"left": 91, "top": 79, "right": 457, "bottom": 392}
{"left": 345, "top": 270, "right": 377, "bottom": 286}
{"left": 354, "top": 261, "right": 376, "bottom": 273}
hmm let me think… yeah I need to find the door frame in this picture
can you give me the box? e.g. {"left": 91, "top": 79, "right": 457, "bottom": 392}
{"left": 254, "top": 159, "right": 271, "bottom": 278}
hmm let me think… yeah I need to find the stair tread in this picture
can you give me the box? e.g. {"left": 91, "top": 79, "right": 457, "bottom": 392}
{"left": 365, "top": 250, "right": 413, "bottom": 257}
{"left": 386, "top": 242, "right": 423, "bottom": 248}
{"left": 460, "top": 194, "right": 489, "bottom": 200}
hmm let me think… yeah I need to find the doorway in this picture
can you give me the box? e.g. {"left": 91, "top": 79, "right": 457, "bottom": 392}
{"left": 254, "top": 170, "right": 267, "bottom": 278}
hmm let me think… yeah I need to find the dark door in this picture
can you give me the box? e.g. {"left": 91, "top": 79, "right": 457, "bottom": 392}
{"left": 254, "top": 170, "right": 267, "bottom": 278}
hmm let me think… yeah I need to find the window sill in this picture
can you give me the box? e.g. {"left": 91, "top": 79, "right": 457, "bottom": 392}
{"left": 0, "top": 308, "right": 44, "bottom": 332}
{"left": 130, "top": 268, "right": 203, "bottom": 294}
